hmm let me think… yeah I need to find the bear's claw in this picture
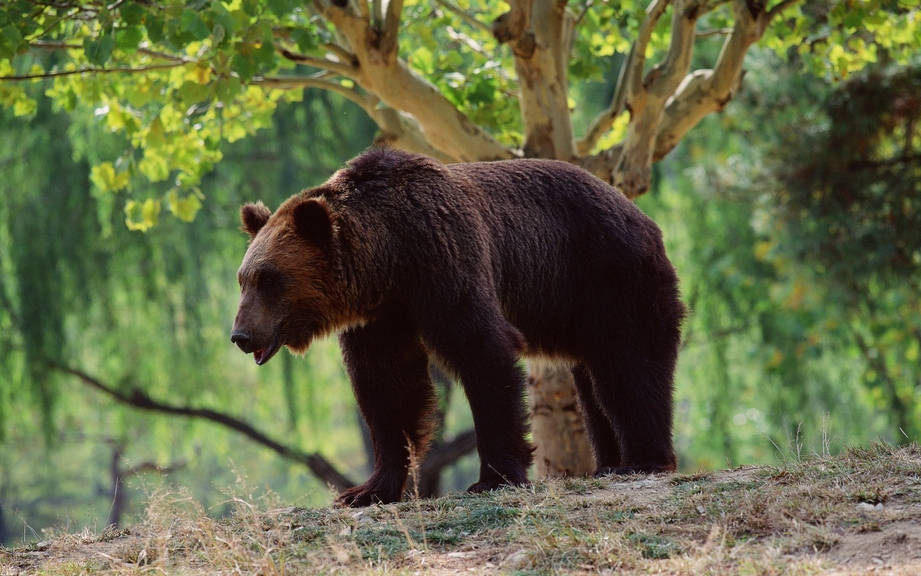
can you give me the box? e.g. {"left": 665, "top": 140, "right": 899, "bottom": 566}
{"left": 336, "top": 481, "right": 402, "bottom": 507}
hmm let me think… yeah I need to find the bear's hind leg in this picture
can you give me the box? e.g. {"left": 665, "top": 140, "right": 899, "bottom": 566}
{"left": 587, "top": 357, "right": 676, "bottom": 474}
{"left": 338, "top": 310, "right": 436, "bottom": 506}
{"left": 572, "top": 363, "right": 622, "bottom": 472}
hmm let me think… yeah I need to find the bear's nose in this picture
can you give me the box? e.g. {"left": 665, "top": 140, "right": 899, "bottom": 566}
{"left": 231, "top": 330, "right": 252, "bottom": 352}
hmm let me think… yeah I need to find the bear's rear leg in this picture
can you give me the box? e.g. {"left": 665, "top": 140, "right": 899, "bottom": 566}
{"left": 572, "top": 364, "right": 622, "bottom": 472}
{"left": 588, "top": 358, "right": 676, "bottom": 475}
{"left": 338, "top": 311, "right": 436, "bottom": 506}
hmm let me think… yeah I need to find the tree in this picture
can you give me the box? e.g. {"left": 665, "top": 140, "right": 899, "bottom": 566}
{"left": 1, "top": 0, "right": 917, "bottom": 477}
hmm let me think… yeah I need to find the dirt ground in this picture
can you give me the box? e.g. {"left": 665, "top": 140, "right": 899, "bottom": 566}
{"left": 3, "top": 443, "right": 920, "bottom": 575}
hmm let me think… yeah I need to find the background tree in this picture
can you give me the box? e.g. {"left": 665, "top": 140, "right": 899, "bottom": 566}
{"left": 1, "top": 0, "right": 919, "bottom": 494}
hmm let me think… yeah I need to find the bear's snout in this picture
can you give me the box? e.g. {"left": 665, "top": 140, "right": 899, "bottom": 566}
{"left": 230, "top": 330, "right": 253, "bottom": 353}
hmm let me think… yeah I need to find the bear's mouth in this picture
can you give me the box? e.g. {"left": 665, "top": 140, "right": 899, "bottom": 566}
{"left": 253, "top": 334, "right": 281, "bottom": 366}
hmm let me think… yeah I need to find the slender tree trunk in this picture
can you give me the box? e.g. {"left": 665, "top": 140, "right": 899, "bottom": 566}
{"left": 527, "top": 358, "right": 594, "bottom": 477}
{"left": 107, "top": 447, "right": 125, "bottom": 528}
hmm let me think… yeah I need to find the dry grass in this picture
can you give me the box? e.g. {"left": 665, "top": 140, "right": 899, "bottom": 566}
{"left": 3, "top": 443, "right": 921, "bottom": 575}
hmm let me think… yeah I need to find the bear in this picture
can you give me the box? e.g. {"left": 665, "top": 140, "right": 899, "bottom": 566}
{"left": 231, "top": 148, "right": 684, "bottom": 507}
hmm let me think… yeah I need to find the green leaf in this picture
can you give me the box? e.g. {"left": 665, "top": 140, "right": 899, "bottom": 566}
{"left": 84, "top": 33, "right": 114, "bottom": 66}
{"left": 166, "top": 189, "right": 203, "bottom": 222}
{"left": 144, "top": 12, "right": 165, "bottom": 43}
{"left": 0, "top": 25, "right": 24, "bottom": 59}
{"left": 180, "top": 9, "right": 210, "bottom": 41}
{"left": 90, "top": 162, "right": 130, "bottom": 193}
{"left": 120, "top": 1, "right": 145, "bottom": 26}
{"left": 139, "top": 150, "right": 170, "bottom": 182}
{"left": 215, "top": 76, "right": 242, "bottom": 101}
{"left": 231, "top": 50, "right": 256, "bottom": 82}
{"left": 267, "top": 0, "right": 294, "bottom": 18}
{"left": 209, "top": 3, "right": 236, "bottom": 45}
{"left": 177, "top": 80, "right": 210, "bottom": 106}
{"left": 291, "top": 28, "right": 317, "bottom": 53}
{"left": 242, "top": 0, "right": 260, "bottom": 17}
{"left": 125, "top": 198, "right": 160, "bottom": 231}
{"left": 254, "top": 34, "right": 276, "bottom": 70}
{"left": 12, "top": 95, "right": 36, "bottom": 117}
{"left": 116, "top": 26, "right": 144, "bottom": 52}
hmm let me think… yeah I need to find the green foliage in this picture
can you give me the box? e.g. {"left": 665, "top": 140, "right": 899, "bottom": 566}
{"left": 638, "top": 52, "right": 921, "bottom": 470}
{"left": 774, "top": 65, "right": 921, "bottom": 290}
{"left": 0, "top": 87, "right": 380, "bottom": 542}
{"left": 1, "top": 1, "right": 917, "bottom": 229}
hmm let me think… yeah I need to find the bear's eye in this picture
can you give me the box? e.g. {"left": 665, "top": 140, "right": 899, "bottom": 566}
{"left": 255, "top": 267, "right": 284, "bottom": 298}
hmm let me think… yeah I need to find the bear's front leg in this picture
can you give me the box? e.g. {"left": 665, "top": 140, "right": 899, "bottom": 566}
{"left": 421, "top": 307, "right": 533, "bottom": 494}
{"left": 337, "top": 311, "right": 436, "bottom": 507}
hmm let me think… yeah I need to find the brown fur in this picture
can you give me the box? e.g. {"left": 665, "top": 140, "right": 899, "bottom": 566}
{"left": 232, "top": 148, "right": 685, "bottom": 506}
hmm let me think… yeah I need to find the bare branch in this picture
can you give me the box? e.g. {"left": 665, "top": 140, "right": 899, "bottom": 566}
{"left": 419, "top": 430, "right": 477, "bottom": 478}
{"left": 30, "top": 40, "right": 190, "bottom": 64}
{"left": 497, "top": 0, "right": 574, "bottom": 159}
{"left": 647, "top": 0, "right": 704, "bottom": 99}
{"left": 370, "top": 106, "right": 459, "bottom": 163}
{"left": 492, "top": 0, "right": 535, "bottom": 64}
{"left": 277, "top": 47, "right": 357, "bottom": 77}
{"left": 696, "top": 27, "right": 733, "bottom": 38}
{"left": 123, "top": 460, "right": 187, "bottom": 477}
{"left": 379, "top": 0, "right": 403, "bottom": 58}
{"left": 576, "top": 0, "right": 671, "bottom": 156}
{"left": 433, "top": 0, "right": 492, "bottom": 34}
{"left": 653, "top": 0, "right": 801, "bottom": 161}
{"left": 50, "top": 362, "right": 355, "bottom": 492}
{"left": 252, "top": 75, "right": 375, "bottom": 111}
{"left": 0, "top": 62, "right": 183, "bottom": 81}
{"left": 572, "top": 0, "right": 595, "bottom": 29}
{"left": 315, "top": 0, "right": 513, "bottom": 160}
{"left": 610, "top": 0, "right": 707, "bottom": 195}
{"left": 372, "top": 0, "right": 382, "bottom": 28}
{"left": 627, "top": 0, "right": 672, "bottom": 103}
{"left": 324, "top": 42, "right": 356, "bottom": 64}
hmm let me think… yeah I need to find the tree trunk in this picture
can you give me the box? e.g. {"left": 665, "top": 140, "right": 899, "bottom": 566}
{"left": 527, "top": 358, "right": 594, "bottom": 478}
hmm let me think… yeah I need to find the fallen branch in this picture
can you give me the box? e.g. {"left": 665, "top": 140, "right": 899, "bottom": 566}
{"left": 420, "top": 430, "right": 477, "bottom": 479}
{"left": 49, "top": 362, "right": 355, "bottom": 492}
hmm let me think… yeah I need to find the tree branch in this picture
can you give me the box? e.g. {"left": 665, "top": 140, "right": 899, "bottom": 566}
{"left": 492, "top": 0, "right": 533, "bottom": 46}
{"left": 420, "top": 430, "right": 477, "bottom": 479}
{"left": 433, "top": 0, "right": 492, "bottom": 34}
{"left": 0, "top": 62, "right": 183, "bottom": 81}
{"left": 576, "top": 0, "right": 671, "bottom": 156}
{"left": 252, "top": 75, "right": 374, "bottom": 111}
{"left": 314, "top": 0, "right": 513, "bottom": 161}
{"left": 277, "top": 47, "right": 357, "bottom": 77}
{"left": 653, "top": 0, "right": 801, "bottom": 161}
{"left": 495, "top": 0, "right": 574, "bottom": 159}
{"left": 123, "top": 459, "right": 188, "bottom": 478}
{"left": 29, "top": 40, "right": 190, "bottom": 64}
{"left": 380, "top": 0, "right": 404, "bottom": 58}
{"left": 627, "top": 0, "right": 673, "bottom": 105}
{"left": 49, "top": 362, "right": 356, "bottom": 492}
{"left": 612, "top": 0, "right": 706, "bottom": 195}
{"left": 323, "top": 42, "right": 356, "bottom": 64}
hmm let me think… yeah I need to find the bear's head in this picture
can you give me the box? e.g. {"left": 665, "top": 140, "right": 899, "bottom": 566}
{"left": 231, "top": 195, "right": 342, "bottom": 365}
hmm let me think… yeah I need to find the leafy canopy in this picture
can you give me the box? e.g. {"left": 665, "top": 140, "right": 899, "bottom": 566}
{"left": 1, "top": 0, "right": 918, "bottom": 229}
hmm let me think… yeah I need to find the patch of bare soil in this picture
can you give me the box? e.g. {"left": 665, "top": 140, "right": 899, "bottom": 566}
{"left": 3, "top": 443, "right": 920, "bottom": 575}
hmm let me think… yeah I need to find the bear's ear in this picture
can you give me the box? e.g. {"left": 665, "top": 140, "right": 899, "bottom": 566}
{"left": 292, "top": 198, "right": 333, "bottom": 249}
{"left": 241, "top": 202, "right": 271, "bottom": 239}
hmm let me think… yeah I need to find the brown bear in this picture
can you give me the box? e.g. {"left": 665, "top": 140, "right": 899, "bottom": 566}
{"left": 231, "top": 148, "right": 684, "bottom": 506}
